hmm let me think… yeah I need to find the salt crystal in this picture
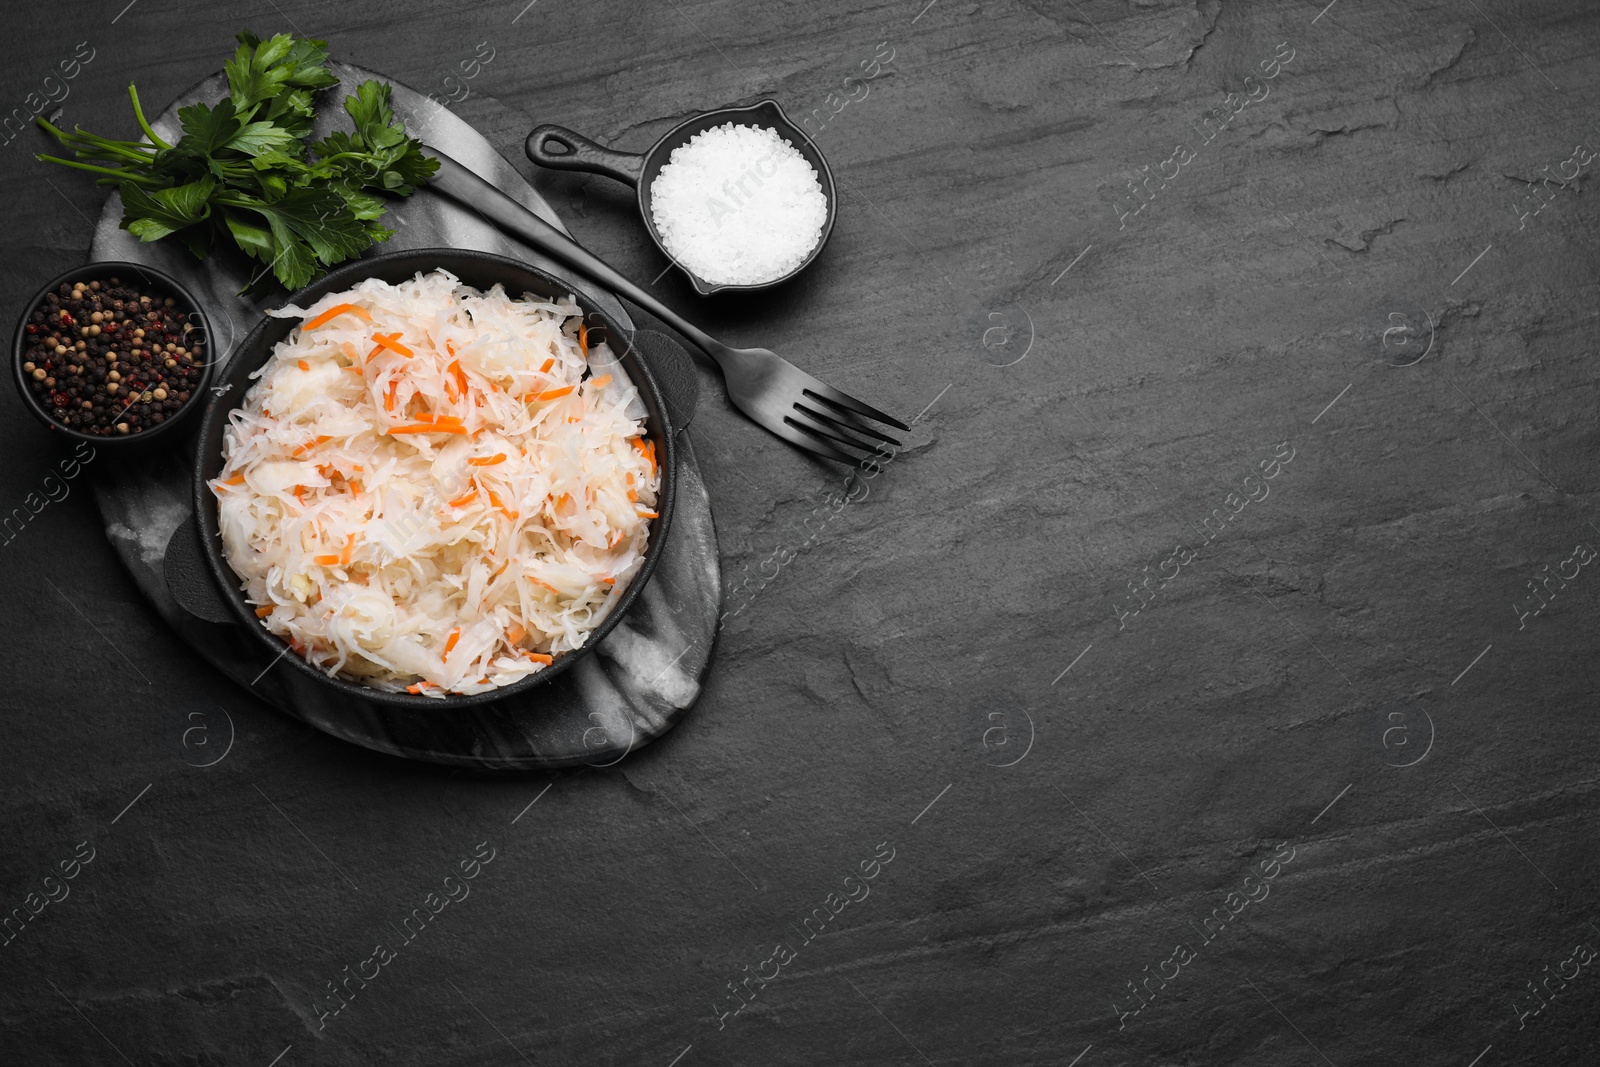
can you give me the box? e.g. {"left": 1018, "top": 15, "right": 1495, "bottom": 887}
{"left": 648, "top": 122, "right": 829, "bottom": 287}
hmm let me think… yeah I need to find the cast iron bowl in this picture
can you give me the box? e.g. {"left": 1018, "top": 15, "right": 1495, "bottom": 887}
{"left": 526, "top": 99, "right": 837, "bottom": 296}
{"left": 13, "top": 260, "right": 215, "bottom": 446}
{"left": 192, "top": 248, "right": 677, "bottom": 710}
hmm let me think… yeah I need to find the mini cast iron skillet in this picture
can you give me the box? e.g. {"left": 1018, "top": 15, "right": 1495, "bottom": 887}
{"left": 189, "top": 248, "right": 679, "bottom": 710}
{"left": 526, "top": 99, "right": 837, "bottom": 296}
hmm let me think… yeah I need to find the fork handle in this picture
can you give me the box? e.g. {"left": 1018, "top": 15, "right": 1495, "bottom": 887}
{"left": 424, "top": 148, "right": 725, "bottom": 362}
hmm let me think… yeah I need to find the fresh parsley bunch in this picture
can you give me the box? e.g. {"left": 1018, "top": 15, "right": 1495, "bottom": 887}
{"left": 36, "top": 30, "right": 437, "bottom": 290}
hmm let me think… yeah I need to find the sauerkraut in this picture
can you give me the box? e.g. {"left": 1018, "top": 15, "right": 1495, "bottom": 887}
{"left": 211, "top": 270, "right": 661, "bottom": 697}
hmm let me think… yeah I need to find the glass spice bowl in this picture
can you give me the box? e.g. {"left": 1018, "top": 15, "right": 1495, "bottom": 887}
{"left": 12, "top": 261, "right": 215, "bottom": 447}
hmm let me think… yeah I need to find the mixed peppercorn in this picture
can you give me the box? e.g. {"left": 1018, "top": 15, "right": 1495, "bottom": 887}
{"left": 20, "top": 276, "right": 205, "bottom": 435}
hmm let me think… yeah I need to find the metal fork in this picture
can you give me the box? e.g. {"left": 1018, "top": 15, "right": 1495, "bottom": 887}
{"left": 424, "top": 148, "right": 908, "bottom": 463}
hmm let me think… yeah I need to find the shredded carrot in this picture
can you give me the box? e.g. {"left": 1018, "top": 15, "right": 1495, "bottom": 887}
{"left": 446, "top": 340, "right": 456, "bottom": 356}
{"left": 340, "top": 534, "right": 355, "bottom": 565}
{"left": 446, "top": 489, "right": 479, "bottom": 508}
{"left": 384, "top": 380, "right": 397, "bottom": 412}
{"left": 348, "top": 479, "right": 363, "bottom": 494}
{"left": 340, "top": 341, "right": 359, "bottom": 360}
{"left": 631, "top": 436, "right": 655, "bottom": 474}
{"left": 636, "top": 509, "right": 660, "bottom": 518}
{"left": 313, "top": 553, "right": 340, "bottom": 565}
{"left": 442, "top": 627, "right": 461, "bottom": 660}
{"left": 468, "top": 453, "right": 507, "bottom": 467}
{"left": 485, "top": 488, "right": 518, "bottom": 521}
{"left": 344, "top": 365, "right": 364, "bottom": 376}
{"left": 607, "top": 531, "right": 622, "bottom": 548}
{"left": 302, "top": 303, "right": 372, "bottom": 331}
{"left": 406, "top": 681, "right": 438, "bottom": 694}
{"left": 292, "top": 435, "right": 333, "bottom": 457}
{"left": 223, "top": 473, "right": 246, "bottom": 486}
{"left": 297, "top": 359, "right": 310, "bottom": 372}
{"left": 588, "top": 374, "right": 611, "bottom": 389}
{"left": 294, "top": 486, "right": 307, "bottom": 506}
{"left": 579, "top": 322, "right": 588, "bottom": 356}
{"left": 539, "top": 357, "right": 554, "bottom": 374}
{"left": 448, "top": 359, "right": 468, "bottom": 394}
{"left": 531, "top": 385, "right": 574, "bottom": 402}
{"left": 525, "top": 651, "right": 554, "bottom": 665}
{"left": 255, "top": 604, "right": 275, "bottom": 617}
{"left": 371, "top": 332, "right": 413, "bottom": 357}
{"left": 529, "top": 577, "right": 560, "bottom": 594}
{"left": 389, "top": 423, "right": 468, "bottom": 435}
{"left": 600, "top": 576, "right": 616, "bottom": 585}
{"left": 506, "top": 624, "right": 525, "bottom": 645}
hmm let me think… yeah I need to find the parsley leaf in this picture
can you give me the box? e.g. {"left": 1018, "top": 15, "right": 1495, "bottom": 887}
{"left": 177, "top": 99, "right": 243, "bottom": 157}
{"left": 218, "top": 187, "right": 368, "bottom": 290}
{"left": 228, "top": 121, "right": 299, "bottom": 157}
{"left": 121, "top": 177, "right": 216, "bottom": 240}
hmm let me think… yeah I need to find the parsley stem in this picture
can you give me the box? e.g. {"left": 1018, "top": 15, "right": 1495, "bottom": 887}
{"left": 71, "top": 131, "right": 158, "bottom": 155}
{"left": 34, "top": 155, "right": 163, "bottom": 185}
{"left": 35, "top": 118, "right": 159, "bottom": 166}
{"left": 127, "top": 84, "right": 172, "bottom": 151}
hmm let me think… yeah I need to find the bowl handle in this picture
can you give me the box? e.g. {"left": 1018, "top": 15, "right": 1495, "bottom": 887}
{"left": 629, "top": 329, "right": 700, "bottom": 432}
{"left": 526, "top": 125, "right": 646, "bottom": 187}
{"left": 164, "top": 513, "right": 237, "bottom": 625}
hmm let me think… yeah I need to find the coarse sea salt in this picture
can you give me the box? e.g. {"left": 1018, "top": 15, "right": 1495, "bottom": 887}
{"left": 649, "top": 122, "right": 828, "bottom": 287}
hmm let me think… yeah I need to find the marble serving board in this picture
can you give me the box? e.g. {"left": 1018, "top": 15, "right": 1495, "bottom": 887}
{"left": 87, "top": 63, "right": 721, "bottom": 768}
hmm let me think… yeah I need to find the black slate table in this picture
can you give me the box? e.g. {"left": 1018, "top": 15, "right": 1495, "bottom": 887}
{"left": 3, "top": 2, "right": 1598, "bottom": 1066}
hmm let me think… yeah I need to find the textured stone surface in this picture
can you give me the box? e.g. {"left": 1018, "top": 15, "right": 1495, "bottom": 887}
{"left": 3, "top": 2, "right": 1599, "bottom": 1066}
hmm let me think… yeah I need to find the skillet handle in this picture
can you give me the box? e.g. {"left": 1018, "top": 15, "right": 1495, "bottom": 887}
{"left": 628, "top": 329, "right": 699, "bottom": 432}
{"left": 164, "top": 513, "right": 237, "bottom": 625}
{"left": 526, "top": 125, "right": 646, "bottom": 187}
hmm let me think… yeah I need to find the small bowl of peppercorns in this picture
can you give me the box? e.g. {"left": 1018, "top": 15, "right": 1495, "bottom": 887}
{"left": 12, "top": 261, "right": 214, "bottom": 444}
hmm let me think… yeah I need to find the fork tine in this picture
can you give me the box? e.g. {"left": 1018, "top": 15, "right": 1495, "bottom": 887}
{"left": 801, "top": 383, "right": 910, "bottom": 432}
{"left": 766, "top": 417, "right": 861, "bottom": 464}
{"left": 794, "top": 402, "right": 902, "bottom": 449}
{"left": 786, "top": 409, "right": 883, "bottom": 457}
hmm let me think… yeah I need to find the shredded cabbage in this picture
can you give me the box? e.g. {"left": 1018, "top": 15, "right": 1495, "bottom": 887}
{"left": 211, "top": 270, "right": 661, "bottom": 697}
